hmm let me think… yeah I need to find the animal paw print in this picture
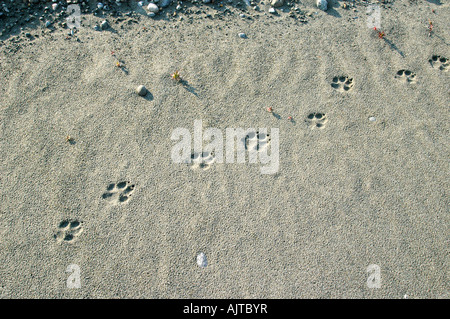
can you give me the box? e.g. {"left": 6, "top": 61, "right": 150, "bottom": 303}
{"left": 102, "top": 181, "right": 135, "bottom": 204}
{"left": 429, "top": 55, "right": 449, "bottom": 71}
{"left": 331, "top": 76, "right": 354, "bottom": 92}
{"left": 242, "top": 131, "right": 271, "bottom": 152}
{"left": 54, "top": 220, "right": 83, "bottom": 243}
{"left": 306, "top": 112, "right": 328, "bottom": 129}
{"left": 189, "top": 151, "right": 215, "bottom": 171}
{"left": 395, "top": 70, "right": 416, "bottom": 83}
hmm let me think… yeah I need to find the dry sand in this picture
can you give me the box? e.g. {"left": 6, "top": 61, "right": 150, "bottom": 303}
{"left": 0, "top": 0, "right": 449, "bottom": 298}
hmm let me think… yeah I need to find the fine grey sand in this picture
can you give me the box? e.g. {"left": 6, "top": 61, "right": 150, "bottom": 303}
{"left": 0, "top": 0, "right": 449, "bottom": 298}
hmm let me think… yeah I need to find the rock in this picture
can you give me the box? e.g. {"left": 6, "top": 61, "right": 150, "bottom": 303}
{"left": 100, "top": 20, "right": 109, "bottom": 30}
{"left": 203, "top": 0, "right": 211, "bottom": 3}
{"left": 136, "top": 85, "right": 148, "bottom": 96}
{"left": 160, "top": 0, "right": 171, "bottom": 8}
{"left": 97, "top": 2, "right": 104, "bottom": 10}
{"left": 197, "top": 253, "right": 207, "bottom": 268}
{"left": 238, "top": 32, "right": 247, "bottom": 38}
{"left": 316, "top": 0, "right": 327, "bottom": 11}
{"left": 147, "top": 3, "right": 159, "bottom": 13}
{"left": 45, "top": 21, "right": 52, "bottom": 28}
{"left": 269, "top": 7, "right": 276, "bottom": 14}
{"left": 271, "top": 0, "right": 283, "bottom": 8}
{"left": 148, "top": 12, "right": 156, "bottom": 17}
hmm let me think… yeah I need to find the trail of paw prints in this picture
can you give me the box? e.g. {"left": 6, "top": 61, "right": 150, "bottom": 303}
{"left": 242, "top": 131, "right": 271, "bottom": 152}
{"left": 331, "top": 76, "right": 354, "bottom": 92}
{"left": 189, "top": 151, "right": 216, "bottom": 171}
{"left": 395, "top": 70, "right": 416, "bottom": 83}
{"left": 102, "top": 181, "right": 135, "bottom": 204}
{"left": 54, "top": 220, "right": 83, "bottom": 243}
{"left": 429, "top": 55, "right": 449, "bottom": 71}
{"left": 306, "top": 112, "right": 328, "bottom": 129}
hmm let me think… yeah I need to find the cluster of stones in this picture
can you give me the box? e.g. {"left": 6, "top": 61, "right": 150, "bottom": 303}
{"left": 0, "top": 0, "right": 328, "bottom": 40}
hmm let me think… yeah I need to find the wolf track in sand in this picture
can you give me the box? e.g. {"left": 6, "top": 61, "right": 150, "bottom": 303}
{"left": 395, "top": 70, "right": 417, "bottom": 83}
{"left": 429, "top": 55, "right": 449, "bottom": 71}
{"left": 306, "top": 112, "right": 328, "bottom": 129}
{"left": 331, "top": 76, "right": 354, "bottom": 92}
{"left": 102, "top": 181, "right": 136, "bottom": 204}
{"left": 54, "top": 220, "right": 83, "bottom": 243}
{"left": 189, "top": 151, "right": 216, "bottom": 171}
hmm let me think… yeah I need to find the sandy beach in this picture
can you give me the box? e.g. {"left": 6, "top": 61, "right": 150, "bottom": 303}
{"left": 0, "top": 0, "right": 449, "bottom": 298}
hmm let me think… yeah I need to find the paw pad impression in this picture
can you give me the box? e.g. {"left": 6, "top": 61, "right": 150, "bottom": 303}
{"left": 102, "top": 181, "right": 135, "bottom": 204}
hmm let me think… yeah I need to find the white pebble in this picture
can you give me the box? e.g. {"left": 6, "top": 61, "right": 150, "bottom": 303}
{"left": 136, "top": 85, "right": 148, "bottom": 96}
{"left": 316, "top": 0, "right": 327, "bottom": 11}
{"left": 271, "top": 0, "right": 283, "bottom": 7}
{"left": 147, "top": 3, "right": 159, "bottom": 13}
{"left": 369, "top": 116, "right": 376, "bottom": 122}
{"left": 197, "top": 253, "right": 207, "bottom": 268}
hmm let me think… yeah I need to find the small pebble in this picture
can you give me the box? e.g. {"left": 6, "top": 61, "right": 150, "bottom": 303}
{"left": 136, "top": 85, "right": 148, "bottom": 97}
{"left": 147, "top": 3, "right": 159, "bottom": 13}
{"left": 100, "top": 20, "right": 109, "bottom": 30}
{"left": 161, "top": 0, "right": 172, "bottom": 8}
{"left": 269, "top": 7, "right": 276, "bottom": 14}
{"left": 271, "top": 0, "right": 283, "bottom": 7}
{"left": 316, "top": 0, "right": 328, "bottom": 11}
{"left": 238, "top": 32, "right": 247, "bottom": 38}
{"left": 197, "top": 253, "right": 207, "bottom": 268}
{"left": 369, "top": 116, "right": 376, "bottom": 122}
